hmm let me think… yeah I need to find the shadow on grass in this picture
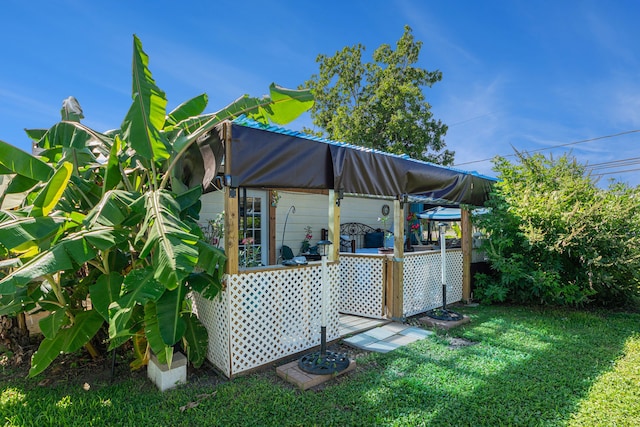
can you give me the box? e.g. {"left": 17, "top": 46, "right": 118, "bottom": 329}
{"left": 1, "top": 306, "right": 638, "bottom": 426}
{"left": 314, "top": 306, "right": 639, "bottom": 426}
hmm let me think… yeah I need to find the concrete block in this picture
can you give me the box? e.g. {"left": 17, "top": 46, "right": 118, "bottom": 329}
{"left": 147, "top": 351, "right": 187, "bottom": 392}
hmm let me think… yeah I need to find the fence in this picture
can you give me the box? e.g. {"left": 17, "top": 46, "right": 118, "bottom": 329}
{"left": 402, "top": 249, "right": 463, "bottom": 317}
{"left": 192, "top": 263, "right": 340, "bottom": 378}
{"left": 338, "top": 254, "right": 387, "bottom": 319}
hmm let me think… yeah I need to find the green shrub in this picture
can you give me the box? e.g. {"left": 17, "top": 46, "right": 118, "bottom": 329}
{"left": 475, "top": 152, "right": 640, "bottom": 307}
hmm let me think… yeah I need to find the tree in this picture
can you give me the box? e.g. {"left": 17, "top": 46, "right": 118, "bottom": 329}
{"left": 303, "top": 25, "right": 452, "bottom": 164}
{"left": 474, "top": 151, "right": 640, "bottom": 307}
{"left": 0, "top": 35, "right": 313, "bottom": 376}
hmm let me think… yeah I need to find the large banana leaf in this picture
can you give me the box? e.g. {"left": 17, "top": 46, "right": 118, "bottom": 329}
{"left": 182, "top": 313, "right": 208, "bottom": 367}
{"left": 24, "top": 128, "right": 47, "bottom": 143}
{"left": 29, "top": 310, "right": 103, "bottom": 377}
{"left": 156, "top": 284, "right": 187, "bottom": 346}
{"left": 29, "top": 334, "right": 65, "bottom": 377}
{"left": 108, "top": 266, "right": 165, "bottom": 341}
{"left": 0, "top": 139, "right": 53, "bottom": 182}
{"left": 62, "top": 310, "right": 103, "bottom": 353}
{"left": 84, "top": 190, "right": 144, "bottom": 229}
{"left": 0, "top": 287, "right": 35, "bottom": 316}
{"left": 2, "top": 175, "right": 38, "bottom": 196}
{"left": 102, "top": 135, "right": 124, "bottom": 195}
{"left": 263, "top": 83, "right": 315, "bottom": 124}
{"left": 121, "top": 35, "right": 170, "bottom": 162}
{"left": 160, "top": 83, "right": 314, "bottom": 192}
{"left": 0, "top": 226, "right": 124, "bottom": 294}
{"left": 38, "top": 309, "right": 70, "bottom": 339}
{"left": 137, "top": 190, "right": 199, "bottom": 290}
{"left": 144, "top": 301, "right": 173, "bottom": 366}
{"left": 194, "top": 240, "right": 226, "bottom": 281}
{"left": 165, "top": 94, "right": 208, "bottom": 128}
{"left": 187, "top": 271, "right": 223, "bottom": 300}
{"left": 31, "top": 162, "right": 73, "bottom": 217}
{"left": 0, "top": 216, "right": 65, "bottom": 251}
{"left": 36, "top": 121, "right": 112, "bottom": 162}
{"left": 177, "top": 83, "right": 314, "bottom": 135}
{"left": 90, "top": 272, "right": 123, "bottom": 321}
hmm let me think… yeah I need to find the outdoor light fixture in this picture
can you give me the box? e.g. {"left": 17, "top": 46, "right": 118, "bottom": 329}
{"left": 298, "top": 239, "right": 350, "bottom": 375}
{"left": 426, "top": 222, "right": 463, "bottom": 321}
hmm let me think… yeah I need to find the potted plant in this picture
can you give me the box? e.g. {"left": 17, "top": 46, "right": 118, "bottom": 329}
{"left": 406, "top": 212, "right": 421, "bottom": 250}
{"left": 377, "top": 216, "right": 394, "bottom": 254}
{"left": 300, "top": 226, "right": 313, "bottom": 254}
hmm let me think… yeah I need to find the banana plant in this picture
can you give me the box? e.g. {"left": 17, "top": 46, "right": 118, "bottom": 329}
{"left": 0, "top": 34, "right": 313, "bottom": 376}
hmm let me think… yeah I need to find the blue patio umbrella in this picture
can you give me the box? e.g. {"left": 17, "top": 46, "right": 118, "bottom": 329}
{"left": 417, "top": 207, "right": 462, "bottom": 221}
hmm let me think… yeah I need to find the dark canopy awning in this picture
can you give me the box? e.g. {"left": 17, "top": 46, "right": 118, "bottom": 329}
{"left": 189, "top": 117, "right": 496, "bottom": 207}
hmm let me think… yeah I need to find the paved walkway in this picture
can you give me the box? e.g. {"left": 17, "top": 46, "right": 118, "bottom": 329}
{"left": 342, "top": 321, "right": 433, "bottom": 353}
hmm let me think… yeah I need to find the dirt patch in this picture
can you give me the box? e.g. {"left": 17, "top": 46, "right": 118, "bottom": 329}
{"left": 1, "top": 334, "right": 372, "bottom": 392}
{"left": 447, "top": 337, "right": 478, "bottom": 349}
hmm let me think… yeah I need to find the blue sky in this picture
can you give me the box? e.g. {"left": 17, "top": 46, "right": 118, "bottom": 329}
{"left": 2, "top": 0, "right": 640, "bottom": 186}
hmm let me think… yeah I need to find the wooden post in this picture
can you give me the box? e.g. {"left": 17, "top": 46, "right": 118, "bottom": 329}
{"left": 328, "top": 190, "right": 340, "bottom": 262}
{"left": 461, "top": 207, "right": 473, "bottom": 302}
{"left": 223, "top": 122, "right": 239, "bottom": 275}
{"left": 388, "top": 198, "right": 404, "bottom": 320}
{"left": 268, "top": 190, "right": 277, "bottom": 265}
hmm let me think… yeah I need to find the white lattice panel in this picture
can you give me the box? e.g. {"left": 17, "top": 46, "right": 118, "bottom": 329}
{"left": 338, "top": 255, "right": 386, "bottom": 319}
{"left": 191, "top": 288, "right": 231, "bottom": 378}
{"left": 224, "top": 264, "right": 340, "bottom": 376}
{"left": 403, "top": 250, "right": 463, "bottom": 317}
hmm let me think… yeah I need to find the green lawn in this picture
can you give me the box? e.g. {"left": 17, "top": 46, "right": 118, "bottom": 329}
{"left": 2, "top": 305, "right": 639, "bottom": 426}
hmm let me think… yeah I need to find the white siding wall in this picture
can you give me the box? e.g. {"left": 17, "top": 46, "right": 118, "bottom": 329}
{"left": 275, "top": 191, "right": 329, "bottom": 257}
{"left": 200, "top": 190, "right": 225, "bottom": 223}
{"left": 340, "top": 196, "right": 397, "bottom": 230}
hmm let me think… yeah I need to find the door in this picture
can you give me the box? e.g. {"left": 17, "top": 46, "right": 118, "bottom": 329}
{"left": 238, "top": 189, "right": 268, "bottom": 267}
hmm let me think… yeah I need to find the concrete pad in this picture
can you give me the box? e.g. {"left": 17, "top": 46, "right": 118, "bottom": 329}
{"left": 343, "top": 334, "right": 379, "bottom": 349}
{"left": 365, "top": 341, "right": 400, "bottom": 353}
{"left": 382, "top": 334, "right": 421, "bottom": 346}
{"left": 276, "top": 359, "right": 356, "bottom": 390}
{"left": 418, "top": 314, "right": 471, "bottom": 330}
{"left": 362, "top": 326, "right": 396, "bottom": 341}
{"left": 399, "top": 327, "right": 433, "bottom": 338}
{"left": 382, "top": 323, "right": 410, "bottom": 334}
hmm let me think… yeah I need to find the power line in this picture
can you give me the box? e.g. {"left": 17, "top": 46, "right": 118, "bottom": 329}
{"left": 591, "top": 166, "right": 640, "bottom": 177}
{"left": 453, "top": 129, "right": 640, "bottom": 166}
{"left": 585, "top": 156, "right": 640, "bottom": 171}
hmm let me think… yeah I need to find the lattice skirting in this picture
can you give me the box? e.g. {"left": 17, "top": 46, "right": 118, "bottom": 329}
{"left": 338, "top": 255, "right": 386, "bottom": 319}
{"left": 403, "top": 250, "right": 463, "bottom": 317}
{"left": 193, "top": 264, "right": 340, "bottom": 378}
{"left": 191, "top": 291, "right": 231, "bottom": 377}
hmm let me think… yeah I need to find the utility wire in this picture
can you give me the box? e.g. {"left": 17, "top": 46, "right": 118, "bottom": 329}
{"left": 591, "top": 166, "right": 640, "bottom": 177}
{"left": 454, "top": 129, "right": 640, "bottom": 166}
{"left": 585, "top": 156, "right": 640, "bottom": 170}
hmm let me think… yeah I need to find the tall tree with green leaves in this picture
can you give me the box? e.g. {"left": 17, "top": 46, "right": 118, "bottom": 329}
{"left": 0, "top": 35, "right": 313, "bottom": 376}
{"left": 303, "top": 25, "right": 452, "bottom": 164}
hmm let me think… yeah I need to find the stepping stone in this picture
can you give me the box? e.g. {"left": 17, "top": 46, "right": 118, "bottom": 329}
{"left": 343, "top": 333, "right": 378, "bottom": 349}
{"left": 365, "top": 341, "right": 400, "bottom": 353}
{"left": 362, "top": 326, "right": 396, "bottom": 340}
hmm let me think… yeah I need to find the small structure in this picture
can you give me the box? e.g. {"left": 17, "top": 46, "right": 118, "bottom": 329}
{"left": 188, "top": 117, "right": 496, "bottom": 378}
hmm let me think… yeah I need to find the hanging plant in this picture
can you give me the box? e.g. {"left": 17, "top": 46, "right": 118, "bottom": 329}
{"left": 271, "top": 190, "right": 281, "bottom": 207}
